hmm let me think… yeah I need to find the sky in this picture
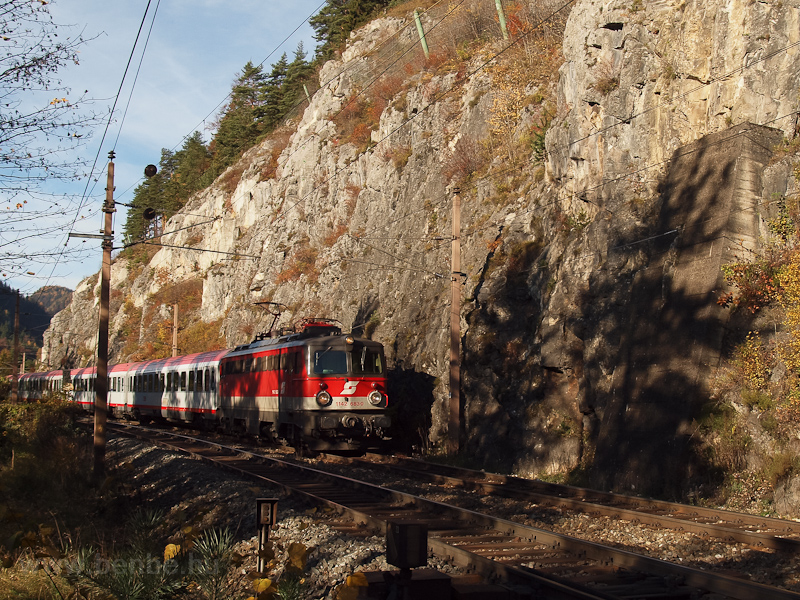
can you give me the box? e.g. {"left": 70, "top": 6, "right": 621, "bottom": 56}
{"left": 4, "top": 0, "right": 323, "bottom": 294}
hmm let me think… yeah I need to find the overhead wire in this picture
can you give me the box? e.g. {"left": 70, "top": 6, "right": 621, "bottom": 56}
{"left": 270, "top": 0, "right": 577, "bottom": 230}
{"left": 129, "top": 0, "right": 800, "bottom": 303}
{"left": 168, "top": 0, "right": 329, "bottom": 157}
{"left": 39, "top": 0, "right": 159, "bottom": 291}
{"left": 35, "top": 1, "right": 800, "bottom": 312}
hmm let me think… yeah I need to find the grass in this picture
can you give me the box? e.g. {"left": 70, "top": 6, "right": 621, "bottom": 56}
{"left": 0, "top": 398, "right": 312, "bottom": 600}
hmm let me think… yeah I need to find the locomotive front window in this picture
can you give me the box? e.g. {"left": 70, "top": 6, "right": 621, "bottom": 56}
{"left": 312, "top": 349, "right": 348, "bottom": 375}
{"left": 353, "top": 347, "right": 384, "bottom": 375}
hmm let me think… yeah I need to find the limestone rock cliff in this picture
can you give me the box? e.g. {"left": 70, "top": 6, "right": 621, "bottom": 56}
{"left": 45, "top": 0, "right": 800, "bottom": 502}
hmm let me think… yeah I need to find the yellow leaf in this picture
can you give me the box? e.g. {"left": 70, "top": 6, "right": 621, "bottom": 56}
{"left": 287, "top": 542, "right": 308, "bottom": 570}
{"left": 181, "top": 525, "right": 194, "bottom": 535}
{"left": 164, "top": 543, "right": 181, "bottom": 561}
{"left": 39, "top": 525, "right": 54, "bottom": 537}
{"left": 253, "top": 578, "right": 272, "bottom": 593}
{"left": 336, "top": 585, "right": 360, "bottom": 600}
{"left": 346, "top": 572, "right": 368, "bottom": 587}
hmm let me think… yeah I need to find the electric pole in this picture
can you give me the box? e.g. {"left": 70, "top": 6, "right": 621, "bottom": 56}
{"left": 449, "top": 187, "right": 462, "bottom": 455}
{"left": 94, "top": 151, "right": 115, "bottom": 480}
{"left": 10, "top": 289, "right": 19, "bottom": 403}
{"left": 172, "top": 304, "right": 179, "bottom": 357}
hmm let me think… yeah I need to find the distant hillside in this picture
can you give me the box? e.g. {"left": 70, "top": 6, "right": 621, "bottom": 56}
{"left": 29, "top": 286, "right": 73, "bottom": 316}
{"left": 0, "top": 282, "right": 72, "bottom": 355}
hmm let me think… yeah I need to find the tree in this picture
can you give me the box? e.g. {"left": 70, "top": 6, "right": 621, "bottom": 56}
{"left": 166, "top": 131, "right": 211, "bottom": 211}
{"left": 203, "top": 61, "right": 269, "bottom": 183}
{"left": 263, "top": 53, "right": 288, "bottom": 130}
{"left": 123, "top": 133, "right": 213, "bottom": 244}
{"left": 0, "top": 0, "right": 103, "bottom": 280}
{"left": 310, "top": 0, "right": 392, "bottom": 61}
{"left": 280, "top": 42, "right": 314, "bottom": 117}
{"left": 124, "top": 149, "right": 176, "bottom": 243}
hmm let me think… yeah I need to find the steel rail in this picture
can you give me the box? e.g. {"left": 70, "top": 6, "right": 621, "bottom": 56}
{"left": 107, "top": 422, "right": 800, "bottom": 600}
{"left": 347, "top": 454, "right": 800, "bottom": 552}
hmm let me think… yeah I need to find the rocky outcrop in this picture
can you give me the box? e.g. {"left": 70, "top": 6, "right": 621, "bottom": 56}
{"left": 45, "top": 0, "right": 800, "bottom": 501}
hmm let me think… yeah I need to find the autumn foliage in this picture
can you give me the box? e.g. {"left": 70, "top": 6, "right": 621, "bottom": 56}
{"left": 717, "top": 195, "right": 800, "bottom": 422}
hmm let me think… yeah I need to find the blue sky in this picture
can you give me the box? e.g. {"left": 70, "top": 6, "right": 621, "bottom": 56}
{"left": 5, "top": 0, "right": 322, "bottom": 294}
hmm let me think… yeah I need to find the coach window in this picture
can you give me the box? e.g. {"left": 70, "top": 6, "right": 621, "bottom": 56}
{"left": 188, "top": 371, "right": 195, "bottom": 391}
{"left": 210, "top": 369, "right": 216, "bottom": 391}
{"left": 180, "top": 372, "right": 186, "bottom": 391}
{"left": 159, "top": 374, "right": 165, "bottom": 392}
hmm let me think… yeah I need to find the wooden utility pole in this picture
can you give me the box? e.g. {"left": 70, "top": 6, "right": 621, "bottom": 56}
{"left": 94, "top": 152, "right": 115, "bottom": 480}
{"left": 448, "top": 187, "right": 462, "bottom": 455}
{"left": 172, "top": 304, "right": 179, "bottom": 357}
{"left": 10, "top": 289, "right": 19, "bottom": 403}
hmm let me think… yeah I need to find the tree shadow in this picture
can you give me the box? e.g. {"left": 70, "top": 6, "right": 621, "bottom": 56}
{"left": 459, "top": 123, "right": 784, "bottom": 498}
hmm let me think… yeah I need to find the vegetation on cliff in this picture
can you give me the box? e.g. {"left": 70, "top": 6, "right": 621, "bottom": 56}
{"left": 706, "top": 158, "right": 800, "bottom": 508}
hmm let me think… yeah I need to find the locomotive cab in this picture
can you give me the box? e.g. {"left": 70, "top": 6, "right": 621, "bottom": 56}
{"left": 302, "top": 332, "right": 390, "bottom": 449}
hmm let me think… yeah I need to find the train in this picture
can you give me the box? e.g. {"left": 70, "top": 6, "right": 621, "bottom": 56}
{"left": 18, "top": 318, "right": 391, "bottom": 451}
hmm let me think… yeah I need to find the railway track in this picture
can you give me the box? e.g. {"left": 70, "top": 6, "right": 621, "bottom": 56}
{"left": 328, "top": 453, "right": 800, "bottom": 553}
{"left": 107, "top": 421, "right": 800, "bottom": 600}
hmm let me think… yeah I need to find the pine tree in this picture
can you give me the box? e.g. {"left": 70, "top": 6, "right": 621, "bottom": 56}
{"left": 310, "top": 0, "right": 392, "bottom": 61}
{"left": 281, "top": 42, "right": 314, "bottom": 117}
{"left": 204, "top": 61, "right": 269, "bottom": 183}
{"left": 124, "top": 149, "right": 176, "bottom": 242}
{"left": 171, "top": 131, "right": 211, "bottom": 208}
{"left": 263, "top": 54, "right": 289, "bottom": 131}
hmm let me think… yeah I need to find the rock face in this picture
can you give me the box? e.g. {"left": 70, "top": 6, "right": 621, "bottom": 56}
{"left": 45, "top": 0, "right": 800, "bottom": 499}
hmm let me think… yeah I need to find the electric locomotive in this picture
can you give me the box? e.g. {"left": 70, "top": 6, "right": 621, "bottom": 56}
{"left": 219, "top": 318, "right": 390, "bottom": 450}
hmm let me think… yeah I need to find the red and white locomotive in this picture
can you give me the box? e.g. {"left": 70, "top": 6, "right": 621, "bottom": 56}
{"left": 19, "top": 318, "right": 390, "bottom": 451}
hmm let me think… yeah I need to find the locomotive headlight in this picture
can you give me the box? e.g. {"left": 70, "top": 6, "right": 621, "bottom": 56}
{"left": 316, "top": 390, "right": 332, "bottom": 407}
{"left": 368, "top": 390, "right": 384, "bottom": 406}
